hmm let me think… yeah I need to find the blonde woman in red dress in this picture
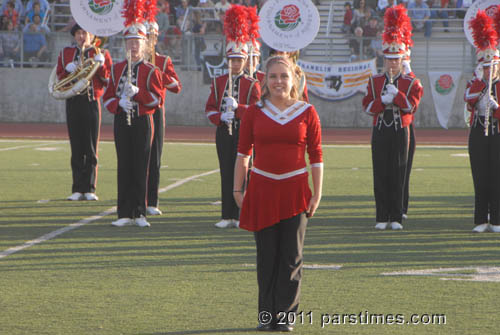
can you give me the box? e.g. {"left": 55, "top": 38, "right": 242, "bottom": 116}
{"left": 233, "top": 55, "right": 323, "bottom": 332}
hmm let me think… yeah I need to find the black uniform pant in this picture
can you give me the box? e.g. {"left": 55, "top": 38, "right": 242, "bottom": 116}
{"left": 371, "top": 121, "right": 409, "bottom": 223}
{"left": 403, "top": 124, "right": 416, "bottom": 214}
{"left": 254, "top": 213, "right": 307, "bottom": 320}
{"left": 468, "top": 120, "right": 500, "bottom": 226}
{"left": 65, "top": 94, "right": 100, "bottom": 194}
{"left": 216, "top": 123, "right": 239, "bottom": 220}
{"left": 114, "top": 112, "right": 153, "bottom": 219}
{"left": 147, "top": 106, "right": 165, "bottom": 208}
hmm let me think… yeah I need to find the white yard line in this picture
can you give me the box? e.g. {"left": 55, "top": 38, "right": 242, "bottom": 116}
{"left": 0, "top": 141, "right": 66, "bottom": 152}
{"left": 0, "top": 168, "right": 219, "bottom": 259}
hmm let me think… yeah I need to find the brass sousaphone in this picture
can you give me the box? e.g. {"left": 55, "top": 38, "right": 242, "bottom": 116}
{"left": 48, "top": 0, "right": 125, "bottom": 99}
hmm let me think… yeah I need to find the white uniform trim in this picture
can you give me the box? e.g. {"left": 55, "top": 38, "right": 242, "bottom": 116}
{"left": 237, "top": 152, "right": 251, "bottom": 158}
{"left": 311, "top": 162, "right": 323, "bottom": 168}
{"left": 262, "top": 100, "right": 311, "bottom": 125}
{"left": 252, "top": 167, "right": 307, "bottom": 180}
{"left": 207, "top": 111, "right": 218, "bottom": 118}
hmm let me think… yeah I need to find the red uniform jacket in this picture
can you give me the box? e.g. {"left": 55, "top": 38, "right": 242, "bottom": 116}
{"left": 56, "top": 45, "right": 112, "bottom": 100}
{"left": 205, "top": 73, "right": 261, "bottom": 126}
{"left": 154, "top": 53, "right": 182, "bottom": 104}
{"left": 464, "top": 78, "right": 500, "bottom": 126}
{"left": 362, "top": 72, "right": 423, "bottom": 128}
{"left": 103, "top": 59, "right": 163, "bottom": 116}
{"left": 255, "top": 70, "right": 265, "bottom": 83}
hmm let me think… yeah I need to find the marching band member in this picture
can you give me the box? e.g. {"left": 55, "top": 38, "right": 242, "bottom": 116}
{"left": 205, "top": 5, "right": 261, "bottom": 229}
{"left": 103, "top": 22, "right": 163, "bottom": 228}
{"left": 205, "top": 41, "right": 261, "bottom": 228}
{"left": 464, "top": 10, "right": 500, "bottom": 233}
{"left": 234, "top": 55, "right": 323, "bottom": 331}
{"left": 56, "top": 24, "right": 112, "bottom": 201}
{"left": 145, "top": 21, "right": 182, "bottom": 216}
{"left": 362, "top": 5, "right": 423, "bottom": 230}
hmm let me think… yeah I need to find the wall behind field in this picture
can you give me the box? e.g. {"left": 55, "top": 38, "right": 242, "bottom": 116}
{"left": 0, "top": 68, "right": 469, "bottom": 128}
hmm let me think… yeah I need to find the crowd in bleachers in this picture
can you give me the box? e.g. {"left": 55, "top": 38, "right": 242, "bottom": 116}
{"left": 342, "top": 0, "right": 470, "bottom": 64}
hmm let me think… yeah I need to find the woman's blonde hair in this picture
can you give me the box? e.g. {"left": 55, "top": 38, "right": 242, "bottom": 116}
{"left": 261, "top": 56, "right": 300, "bottom": 102}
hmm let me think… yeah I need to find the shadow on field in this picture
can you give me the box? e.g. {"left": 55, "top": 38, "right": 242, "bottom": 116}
{"left": 144, "top": 328, "right": 256, "bottom": 334}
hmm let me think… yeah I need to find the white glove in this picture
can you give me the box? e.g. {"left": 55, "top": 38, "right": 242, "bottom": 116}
{"left": 65, "top": 62, "right": 78, "bottom": 73}
{"left": 220, "top": 111, "right": 235, "bottom": 123}
{"left": 489, "top": 96, "right": 499, "bottom": 110}
{"left": 94, "top": 53, "right": 105, "bottom": 66}
{"left": 386, "top": 84, "right": 399, "bottom": 96}
{"left": 124, "top": 82, "right": 139, "bottom": 97}
{"left": 381, "top": 94, "right": 394, "bottom": 105}
{"left": 119, "top": 97, "right": 133, "bottom": 112}
{"left": 224, "top": 97, "right": 238, "bottom": 110}
{"left": 402, "top": 60, "right": 412, "bottom": 75}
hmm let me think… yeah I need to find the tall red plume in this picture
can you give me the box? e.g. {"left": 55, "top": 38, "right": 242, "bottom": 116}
{"left": 247, "top": 6, "right": 260, "bottom": 43}
{"left": 382, "top": 4, "right": 409, "bottom": 46}
{"left": 469, "top": 9, "right": 498, "bottom": 51}
{"left": 122, "top": 0, "right": 146, "bottom": 27}
{"left": 224, "top": 4, "right": 249, "bottom": 43}
{"left": 144, "top": 0, "right": 159, "bottom": 23}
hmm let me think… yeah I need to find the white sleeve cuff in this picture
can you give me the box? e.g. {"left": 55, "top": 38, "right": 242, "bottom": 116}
{"left": 310, "top": 163, "right": 323, "bottom": 168}
{"left": 237, "top": 153, "right": 251, "bottom": 158}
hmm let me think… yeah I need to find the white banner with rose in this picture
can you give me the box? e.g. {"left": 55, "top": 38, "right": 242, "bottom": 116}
{"left": 428, "top": 71, "right": 462, "bottom": 129}
{"left": 297, "top": 58, "right": 377, "bottom": 101}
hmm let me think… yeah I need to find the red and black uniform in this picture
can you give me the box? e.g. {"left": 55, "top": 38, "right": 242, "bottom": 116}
{"left": 103, "top": 59, "right": 163, "bottom": 219}
{"left": 464, "top": 78, "right": 500, "bottom": 226}
{"left": 238, "top": 100, "right": 322, "bottom": 320}
{"left": 403, "top": 70, "right": 416, "bottom": 215}
{"left": 205, "top": 73, "right": 261, "bottom": 221}
{"left": 363, "top": 72, "right": 423, "bottom": 223}
{"left": 56, "top": 45, "right": 112, "bottom": 194}
{"left": 147, "top": 53, "right": 182, "bottom": 208}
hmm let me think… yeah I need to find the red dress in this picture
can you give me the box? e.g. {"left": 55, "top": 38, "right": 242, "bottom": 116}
{"left": 238, "top": 100, "right": 323, "bottom": 232}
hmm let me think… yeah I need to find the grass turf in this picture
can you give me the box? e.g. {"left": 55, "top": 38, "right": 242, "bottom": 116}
{"left": 0, "top": 140, "right": 499, "bottom": 335}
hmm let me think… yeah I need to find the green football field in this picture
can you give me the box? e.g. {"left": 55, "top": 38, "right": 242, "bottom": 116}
{"left": 0, "top": 139, "right": 499, "bottom": 335}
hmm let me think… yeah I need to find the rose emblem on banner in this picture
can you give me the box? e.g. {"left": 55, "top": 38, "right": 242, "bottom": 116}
{"left": 435, "top": 74, "right": 454, "bottom": 95}
{"left": 274, "top": 4, "right": 301, "bottom": 31}
{"left": 88, "top": 0, "right": 114, "bottom": 15}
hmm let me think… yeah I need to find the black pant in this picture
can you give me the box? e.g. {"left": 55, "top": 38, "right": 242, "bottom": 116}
{"left": 65, "top": 94, "right": 100, "bottom": 194}
{"left": 468, "top": 121, "right": 500, "bottom": 225}
{"left": 215, "top": 123, "right": 239, "bottom": 220}
{"left": 114, "top": 112, "right": 153, "bottom": 219}
{"left": 254, "top": 213, "right": 307, "bottom": 319}
{"left": 371, "top": 120, "right": 409, "bottom": 223}
{"left": 147, "top": 106, "right": 165, "bottom": 208}
{"left": 403, "top": 124, "right": 416, "bottom": 214}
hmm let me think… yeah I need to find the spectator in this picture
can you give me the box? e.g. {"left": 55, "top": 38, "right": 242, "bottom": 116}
{"left": 24, "top": 1, "right": 46, "bottom": 25}
{"left": 156, "top": 0, "right": 170, "bottom": 52}
{"left": 457, "top": 0, "right": 472, "bottom": 19}
{"left": 363, "top": 15, "right": 379, "bottom": 38}
{"left": 54, "top": 0, "right": 73, "bottom": 31}
{"left": 341, "top": 2, "right": 353, "bottom": 34}
{"left": 191, "top": 10, "right": 206, "bottom": 70}
{"left": 408, "top": 0, "right": 431, "bottom": 37}
{"left": 215, "top": 0, "right": 231, "bottom": 14}
{"left": 23, "top": 14, "right": 49, "bottom": 33}
{"left": 2, "top": 1, "right": 19, "bottom": 28}
{"left": 429, "top": 0, "right": 449, "bottom": 32}
{"left": 175, "top": 0, "right": 190, "bottom": 22}
{"left": 349, "top": 26, "right": 367, "bottom": 61}
{"left": 1, "top": 0, "right": 23, "bottom": 18}
{"left": 352, "top": 0, "right": 376, "bottom": 31}
{"left": 23, "top": 21, "right": 49, "bottom": 65}
{"left": 25, "top": 0, "right": 49, "bottom": 14}
{"left": 0, "top": 18, "right": 20, "bottom": 67}
{"left": 370, "top": 30, "right": 384, "bottom": 67}
{"left": 377, "top": 0, "right": 396, "bottom": 16}
{"left": 165, "top": 16, "right": 183, "bottom": 59}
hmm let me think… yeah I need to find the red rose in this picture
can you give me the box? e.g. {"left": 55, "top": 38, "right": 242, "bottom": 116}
{"left": 438, "top": 74, "right": 453, "bottom": 90}
{"left": 94, "top": 0, "right": 111, "bottom": 7}
{"left": 280, "top": 5, "right": 300, "bottom": 24}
